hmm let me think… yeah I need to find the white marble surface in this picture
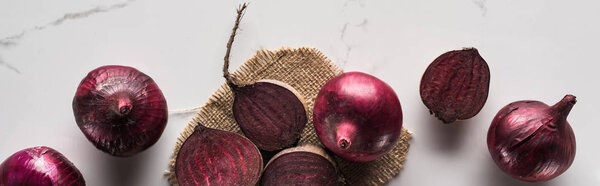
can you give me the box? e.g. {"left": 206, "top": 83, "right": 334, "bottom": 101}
{"left": 1, "top": 0, "right": 600, "bottom": 185}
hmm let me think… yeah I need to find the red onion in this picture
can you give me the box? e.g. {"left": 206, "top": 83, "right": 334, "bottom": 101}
{"left": 260, "top": 145, "right": 344, "bottom": 186}
{"left": 487, "top": 95, "right": 577, "bottom": 182}
{"left": 313, "top": 72, "right": 403, "bottom": 162}
{"left": 72, "top": 65, "right": 168, "bottom": 156}
{"left": 175, "top": 123, "right": 263, "bottom": 186}
{"left": 420, "top": 48, "right": 490, "bottom": 123}
{"left": 0, "top": 146, "right": 85, "bottom": 186}
{"left": 222, "top": 4, "right": 308, "bottom": 151}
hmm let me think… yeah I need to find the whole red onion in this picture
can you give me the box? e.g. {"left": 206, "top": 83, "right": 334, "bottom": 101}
{"left": 313, "top": 72, "right": 403, "bottom": 162}
{"left": 73, "top": 65, "right": 168, "bottom": 156}
{"left": 487, "top": 95, "right": 577, "bottom": 182}
{"left": 0, "top": 146, "right": 85, "bottom": 186}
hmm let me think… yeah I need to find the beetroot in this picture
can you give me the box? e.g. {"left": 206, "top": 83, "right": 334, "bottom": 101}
{"left": 222, "top": 4, "right": 308, "bottom": 151}
{"left": 231, "top": 80, "right": 308, "bottom": 151}
{"left": 420, "top": 48, "right": 490, "bottom": 123}
{"left": 175, "top": 123, "right": 263, "bottom": 186}
{"left": 260, "top": 145, "right": 343, "bottom": 186}
{"left": 488, "top": 95, "right": 576, "bottom": 182}
{"left": 314, "top": 72, "right": 403, "bottom": 162}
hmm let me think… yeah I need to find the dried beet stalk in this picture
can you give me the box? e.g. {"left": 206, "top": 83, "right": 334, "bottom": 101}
{"left": 222, "top": 4, "right": 308, "bottom": 151}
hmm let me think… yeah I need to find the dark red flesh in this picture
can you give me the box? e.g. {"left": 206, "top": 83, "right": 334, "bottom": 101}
{"left": 0, "top": 146, "right": 85, "bottom": 186}
{"left": 221, "top": 4, "right": 305, "bottom": 152}
{"left": 175, "top": 124, "right": 263, "bottom": 186}
{"left": 72, "top": 65, "right": 168, "bottom": 156}
{"left": 487, "top": 95, "right": 576, "bottom": 182}
{"left": 232, "top": 82, "right": 307, "bottom": 151}
{"left": 420, "top": 48, "right": 490, "bottom": 123}
{"left": 260, "top": 152, "right": 342, "bottom": 186}
{"left": 313, "top": 72, "right": 403, "bottom": 162}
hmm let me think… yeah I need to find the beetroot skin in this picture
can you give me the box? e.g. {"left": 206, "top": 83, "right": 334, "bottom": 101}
{"left": 221, "top": 4, "right": 307, "bottom": 152}
{"left": 420, "top": 48, "right": 490, "bottom": 123}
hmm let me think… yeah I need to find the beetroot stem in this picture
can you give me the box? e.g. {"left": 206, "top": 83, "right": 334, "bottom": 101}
{"left": 223, "top": 3, "right": 248, "bottom": 88}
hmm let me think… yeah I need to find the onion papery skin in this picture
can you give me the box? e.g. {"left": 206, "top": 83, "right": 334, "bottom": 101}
{"left": 72, "top": 65, "right": 168, "bottom": 157}
{"left": 175, "top": 123, "right": 263, "bottom": 186}
{"left": 487, "top": 95, "right": 576, "bottom": 182}
{"left": 260, "top": 145, "right": 343, "bottom": 186}
{"left": 314, "top": 72, "right": 403, "bottom": 162}
{"left": 420, "top": 48, "right": 490, "bottom": 123}
{"left": 232, "top": 80, "right": 308, "bottom": 151}
{"left": 0, "top": 146, "right": 85, "bottom": 186}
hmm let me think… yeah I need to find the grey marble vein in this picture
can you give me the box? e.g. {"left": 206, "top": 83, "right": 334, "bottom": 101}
{"left": 49, "top": 2, "right": 132, "bottom": 26}
{"left": 356, "top": 19, "right": 368, "bottom": 31}
{"left": 472, "top": 0, "right": 488, "bottom": 16}
{"left": 0, "top": 0, "right": 135, "bottom": 74}
{"left": 343, "top": 0, "right": 366, "bottom": 8}
{"left": 338, "top": 19, "right": 368, "bottom": 68}
{"left": 0, "top": 0, "right": 135, "bottom": 49}
{"left": 339, "top": 23, "right": 352, "bottom": 68}
{"left": 0, "top": 56, "right": 20, "bottom": 74}
{"left": 0, "top": 32, "right": 24, "bottom": 48}
{"left": 340, "top": 23, "right": 348, "bottom": 40}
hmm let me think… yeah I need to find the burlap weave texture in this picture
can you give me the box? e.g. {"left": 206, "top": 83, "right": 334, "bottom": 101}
{"left": 168, "top": 48, "right": 412, "bottom": 186}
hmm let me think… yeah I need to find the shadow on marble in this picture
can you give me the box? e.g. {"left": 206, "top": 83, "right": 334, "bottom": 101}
{"left": 95, "top": 148, "right": 153, "bottom": 186}
{"left": 422, "top": 108, "right": 471, "bottom": 154}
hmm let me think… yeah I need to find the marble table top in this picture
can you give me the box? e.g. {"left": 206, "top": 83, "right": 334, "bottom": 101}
{"left": 1, "top": 0, "right": 599, "bottom": 185}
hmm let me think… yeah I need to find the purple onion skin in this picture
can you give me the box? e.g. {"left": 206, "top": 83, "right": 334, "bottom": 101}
{"left": 73, "top": 65, "right": 168, "bottom": 157}
{"left": 0, "top": 146, "right": 85, "bottom": 186}
{"left": 487, "top": 95, "right": 576, "bottom": 182}
{"left": 314, "top": 72, "right": 403, "bottom": 162}
{"left": 260, "top": 146, "right": 343, "bottom": 186}
{"left": 176, "top": 124, "right": 263, "bottom": 186}
{"left": 420, "top": 48, "right": 490, "bottom": 123}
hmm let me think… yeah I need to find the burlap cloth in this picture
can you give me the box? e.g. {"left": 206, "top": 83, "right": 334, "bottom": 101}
{"left": 167, "top": 48, "right": 412, "bottom": 186}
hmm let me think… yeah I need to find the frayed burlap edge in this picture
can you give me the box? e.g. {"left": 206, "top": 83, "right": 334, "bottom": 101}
{"left": 166, "top": 47, "right": 412, "bottom": 186}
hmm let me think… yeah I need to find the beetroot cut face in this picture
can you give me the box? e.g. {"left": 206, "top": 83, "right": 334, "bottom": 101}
{"left": 175, "top": 123, "right": 263, "bottom": 186}
{"left": 260, "top": 145, "right": 343, "bottom": 186}
{"left": 72, "top": 65, "right": 168, "bottom": 156}
{"left": 222, "top": 4, "right": 308, "bottom": 151}
{"left": 420, "top": 48, "right": 490, "bottom": 123}
{"left": 0, "top": 146, "right": 85, "bottom": 186}
{"left": 487, "top": 95, "right": 576, "bottom": 182}
{"left": 313, "top": 72, "right": 403, "bottom": 162}
{"left": 231, "top": 80, "right": 308, "bottom": 151}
